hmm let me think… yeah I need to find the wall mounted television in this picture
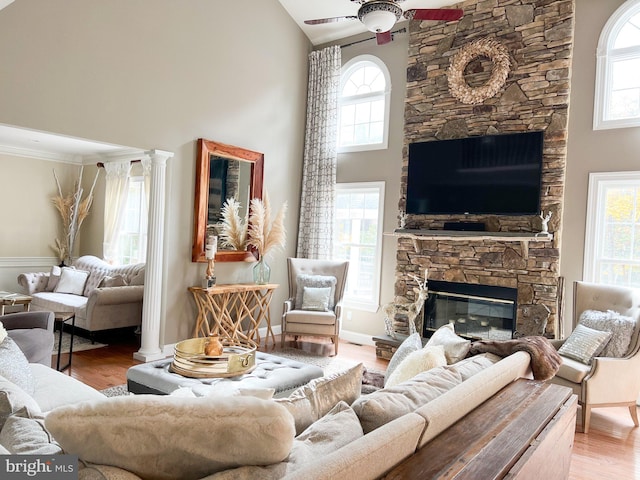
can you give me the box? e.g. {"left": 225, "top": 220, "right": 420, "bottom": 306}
{"left": 406, "top": 131, "right": 544, "bottom": 215}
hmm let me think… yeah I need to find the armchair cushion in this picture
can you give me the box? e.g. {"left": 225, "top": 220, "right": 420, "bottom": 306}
{"left": 295, "top": 275, "right": 337, "bottom": 310}
{"left": 284, "top": 310, "right": 337, "bottom": 325}
{"left": 578, "top": 309, "right": 636, "bottom": 358}
{"left": 301, "top": 287, "right": 331, "bottom": 312}
{"left": 558, "top": 324, "right": 612, "bottom": 365}
{"left": 555, "top": 356, "right": 592, "bottom": 384}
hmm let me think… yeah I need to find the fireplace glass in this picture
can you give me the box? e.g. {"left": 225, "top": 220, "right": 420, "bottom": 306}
{"left": 423, "top": 281, "right": 516, "bottom": 341}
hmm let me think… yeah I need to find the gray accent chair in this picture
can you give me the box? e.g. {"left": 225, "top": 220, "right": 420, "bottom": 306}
{"left": 281, "top": 258, "right": 349, "bottom": 356}
{"left": 3, "top": 310, "right": 55, "bottom": 366}
{"left": 549, "top": 281, "right": 640, "bottom": 433}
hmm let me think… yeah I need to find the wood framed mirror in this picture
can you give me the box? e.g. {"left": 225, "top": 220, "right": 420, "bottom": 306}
{"left": 192, "top": 139, "right": 264, "bottom": 262}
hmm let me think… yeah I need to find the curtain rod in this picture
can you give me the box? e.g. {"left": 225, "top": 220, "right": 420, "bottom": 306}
{"left": 96, "top": 159, "right": 141, "bottom": 168}
{"left": 340, "top": 27, "right": 407, "bottom": 49}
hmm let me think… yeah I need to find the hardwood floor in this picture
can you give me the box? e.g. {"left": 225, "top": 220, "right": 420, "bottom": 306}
{"left": 55, "top": 332, "right": 640, "bottom": 479}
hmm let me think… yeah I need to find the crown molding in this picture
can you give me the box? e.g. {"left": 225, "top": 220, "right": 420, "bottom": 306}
{"left": 0, "top": 144, "right": 84, "bottom": 164}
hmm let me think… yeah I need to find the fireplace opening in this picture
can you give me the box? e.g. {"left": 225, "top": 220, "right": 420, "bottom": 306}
{"left": 423, "top": 280, "right": 517, "bottom": 341}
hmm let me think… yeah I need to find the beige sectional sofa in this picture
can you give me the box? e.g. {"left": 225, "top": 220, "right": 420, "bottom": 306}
{"left": 1, "top": 347, "right": 534, "bottom": 480}
{"left": 17, "top": 255, "right": 145, "bottom": 333}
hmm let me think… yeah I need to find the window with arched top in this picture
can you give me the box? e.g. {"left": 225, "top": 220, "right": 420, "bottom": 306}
{"left": 594, "top": 0, "right": 640, "bottom": 130}
{"left": 338, "top": 55, "right": 391, "bottom": 152}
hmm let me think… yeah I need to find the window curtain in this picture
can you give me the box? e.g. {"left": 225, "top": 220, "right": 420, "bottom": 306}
{"left": 296, "top": 45, "right": 341, "bottom": 259}
{"left": 103, "top": 160, "right": 132, "bottom": 263}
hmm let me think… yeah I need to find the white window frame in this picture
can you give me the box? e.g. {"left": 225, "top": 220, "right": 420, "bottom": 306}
{"left": 334, "top": 181, "right": 385, "bottom": 312}
{"left": 584, "top": 171, "right": 640, "bottom": 285}
{"left": 338, "top": 55, "right": 391, "bottom": 153}
{"left": 594, "top": 0, "right": 640, "bottom": 130}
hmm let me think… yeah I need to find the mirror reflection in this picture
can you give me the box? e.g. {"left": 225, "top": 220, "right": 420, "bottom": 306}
{"left": 207, "top": 157, "right": 252, "bottom": 226}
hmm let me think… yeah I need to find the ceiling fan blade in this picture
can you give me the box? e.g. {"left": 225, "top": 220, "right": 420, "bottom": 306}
{"left": 304, "top": 16, "right": 357, "bottom": 25}
{"left": 376, "top": 31, "right": 392, "bottom": 45}
{"left": 405, "top": 8, "right": 464, "bottom": 22}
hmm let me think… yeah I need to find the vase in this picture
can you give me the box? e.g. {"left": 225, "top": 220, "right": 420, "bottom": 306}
{"left": 253, "top": 258, "right": 271, "bottom": 285}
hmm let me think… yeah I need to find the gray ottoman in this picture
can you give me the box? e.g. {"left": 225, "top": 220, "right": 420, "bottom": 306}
{"left": 127, "top": 351, "right": 323, "bottom": 397}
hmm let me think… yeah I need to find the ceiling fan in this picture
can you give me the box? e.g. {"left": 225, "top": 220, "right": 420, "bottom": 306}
{"left": 305, "top": 0, "right": 463, "bottom": 45}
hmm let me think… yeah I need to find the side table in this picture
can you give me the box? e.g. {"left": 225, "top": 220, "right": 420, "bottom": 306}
{"left": 0, "top": 291, "right": 32, "bottom": 315}
{"left": 54, "top": 312, "right": 76, "bottom": 371}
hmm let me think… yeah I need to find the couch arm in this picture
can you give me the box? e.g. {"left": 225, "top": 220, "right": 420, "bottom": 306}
{"left": 283, "top": 298, "right": 294, "bottom": 313}
{"left": 1, "top": 311, "right": 54, "bottom": 332}
{"left": 17, "top": 272, "right": 49, "bottom": 294}
{"left": 549, "top": 339, "right": 565, "bottom": 350}
{"left": 87, "top": 285, "right": 144, "bottom": 308}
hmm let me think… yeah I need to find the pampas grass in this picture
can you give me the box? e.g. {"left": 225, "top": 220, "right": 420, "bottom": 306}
{"left": 248, "top": 192, "right": 287, "bottom": 258}
{"left": 219, "top": 198, "right": 248, "bottom": 250}
{"left": 51, "top": 167, "right": 99, "bottom": 264}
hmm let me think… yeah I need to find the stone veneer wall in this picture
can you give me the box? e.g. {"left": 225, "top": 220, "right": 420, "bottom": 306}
{"left": 395, "top": 0, "right": 575, "bottom": 338}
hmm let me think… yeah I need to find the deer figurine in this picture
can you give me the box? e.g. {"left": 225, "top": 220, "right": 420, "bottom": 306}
{"left": 383, "top": 269, "right": 429, "bottom": 337}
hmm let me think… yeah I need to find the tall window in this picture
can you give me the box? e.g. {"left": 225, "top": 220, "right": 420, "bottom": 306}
{"left": 338, "top": 55, "right": 391, "bottom": 152}
{"left": 333, "top": 182, "right": 385, "bottom": 311}
{"left": 114, "top": 176, "right": 147, "bottom": 265}
{"left": 594, "top": 0, "right": 640, "bottom": 130}
{"left": 584, "top": 172, "right": 640, "bottom": 287}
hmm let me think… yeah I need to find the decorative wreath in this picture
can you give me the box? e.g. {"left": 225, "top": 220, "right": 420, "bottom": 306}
{"left": 447, "top": 37, "right": 511, "bottom": 105}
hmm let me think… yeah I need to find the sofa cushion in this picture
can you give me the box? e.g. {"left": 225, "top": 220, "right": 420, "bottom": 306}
{"left": 208, "top": 401, "right": 364, "bottom": 480}
{"left": 578, "top": 309, "right": 637, "bottom": 358}
{"left": 54, "top": 267, "right": 90, "bottom": 295}
{"left": 558, "top": 324, "right": 612, "bottom": 365}
{"left": 30, "top": 292, "right": 88, "bottom": 319}
{"left": 46, "top": 265, "right": 62, "bottom": 292}
{"left": 99, "top": 275, "right": 128, "bottom": 288}
{"left": 0, "top": 374, "right": 41, "bottom": 431}
{"left": 276, "top": 363, "right": 362, "bottom": 435}
{"left": 385, "top": 345, "right": 446, "bottom": 388}
{"left": 425, "top": 324, "right": 471, "bottom": 364}
{"left": 45, "top": 395, "right": 295, "bottom": 480}
{"left": 446, "top": 353, "right": 501, "bottom": 381}
{"left": 384, "top": 333, "right": 422, "bottom": 386}
{"left": 0, "top": 407, "right": 62, "bottom": 455}
{"left": 295, "top": 274, "right": 337, "bottom": 310}
{"left": 352, "top": 366, "right": 462, "bottom": 434}
{"left": 0, "top": 336, "right": 35, "bottom": 395}
{"left": 29, "top": 364, "right": 106, "bottom": 412}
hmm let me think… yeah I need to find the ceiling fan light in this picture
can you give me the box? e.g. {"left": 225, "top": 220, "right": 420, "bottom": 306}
{"left": 358, "top": 1, "right": 402, "bottom": 33}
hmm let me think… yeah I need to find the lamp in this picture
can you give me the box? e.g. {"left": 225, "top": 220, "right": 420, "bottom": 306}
{"left": 358, "top": 0, "right": 402, "bottom": 33}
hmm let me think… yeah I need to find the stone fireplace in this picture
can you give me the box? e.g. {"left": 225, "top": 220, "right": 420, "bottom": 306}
{"left": 389, "top": 0, "right": 575, "bottom": 344}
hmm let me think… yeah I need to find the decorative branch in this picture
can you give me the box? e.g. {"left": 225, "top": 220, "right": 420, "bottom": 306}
{"left": 219, "top": 198, "right": 248, "bottom": 250}
{"left": 247, "top": 191, "right": 287, "bottom": 259}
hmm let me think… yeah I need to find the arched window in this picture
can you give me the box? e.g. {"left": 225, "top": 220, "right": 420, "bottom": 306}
{"left": 338, "top": 55, "right": 391, "bottom": 152}
{"left": 594, "top": 0, "right": 640, "bottom": 130}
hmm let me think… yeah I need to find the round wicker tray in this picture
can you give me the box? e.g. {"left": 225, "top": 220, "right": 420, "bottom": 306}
{"left": 170, "top": 337, "right": 257, "bottom": 378}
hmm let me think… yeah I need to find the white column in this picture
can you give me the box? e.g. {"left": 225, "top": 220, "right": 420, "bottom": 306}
{"left": 134, "top": 149, "right": 173, "bottom": 362}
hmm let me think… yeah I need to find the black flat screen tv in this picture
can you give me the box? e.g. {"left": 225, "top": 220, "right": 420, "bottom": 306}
{"left": 406, "top": 131, "right": 544, "bottom": 215}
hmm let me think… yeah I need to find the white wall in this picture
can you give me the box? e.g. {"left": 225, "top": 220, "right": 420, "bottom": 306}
{"left": 0, "top": 0, "right": 310, "bottom": 344}
{"left": 562, "top": 0, "right": 640, "bottom": 335}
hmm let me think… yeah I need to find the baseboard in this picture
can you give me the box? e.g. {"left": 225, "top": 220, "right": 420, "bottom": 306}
{"left": 340, "top": 330, "right": 376, "bottom": 347}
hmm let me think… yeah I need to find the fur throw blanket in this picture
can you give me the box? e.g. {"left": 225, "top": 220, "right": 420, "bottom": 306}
{"left": 469, "top": 336, "right": 562, "bottom": 381}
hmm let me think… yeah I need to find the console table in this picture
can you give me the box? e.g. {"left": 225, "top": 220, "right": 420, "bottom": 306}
{"left": 188, "top": 283, "right": 278, "bottom": 346}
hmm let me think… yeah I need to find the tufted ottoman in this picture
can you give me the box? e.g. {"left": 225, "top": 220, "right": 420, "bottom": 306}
{"left": 126, "top": 352, "right": 324, "bottom": 397}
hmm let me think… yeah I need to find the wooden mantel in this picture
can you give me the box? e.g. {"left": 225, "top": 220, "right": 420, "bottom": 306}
{"left": 385, "top": 229, "right": 553, "bottom": 259}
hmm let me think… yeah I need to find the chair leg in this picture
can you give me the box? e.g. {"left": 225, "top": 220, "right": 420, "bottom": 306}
{"left": 280, "top": 333, "right": 285, "bottom": 348}
{"left": 332, "top": 336, "right": 339, "bottom": 356}
{"left": 629, "top": 404, "right": 639, "bottom": 427}
{"left": 581, "top": 404, "right": 591, "bottom": 434}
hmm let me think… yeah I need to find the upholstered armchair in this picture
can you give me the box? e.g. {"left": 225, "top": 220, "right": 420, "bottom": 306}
{"left": 281, "top": 258, "right": 349, "bottom": 356}
{"left": 2, "top": 310, "right": 55, "bottom": 366}
{"left": 549, "top": 281, "right": 640, "bottom": 433}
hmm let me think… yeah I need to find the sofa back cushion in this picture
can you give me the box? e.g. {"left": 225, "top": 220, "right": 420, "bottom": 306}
{"left": 73, "top": 255, "right": 145, "bottom": 296}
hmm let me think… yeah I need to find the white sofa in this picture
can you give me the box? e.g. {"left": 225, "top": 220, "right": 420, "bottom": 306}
{"left": 1, "top": 349, "right": 536, "bottom": 479}
{"left": 17, "top": 255, "right": 145, "bottom": 333}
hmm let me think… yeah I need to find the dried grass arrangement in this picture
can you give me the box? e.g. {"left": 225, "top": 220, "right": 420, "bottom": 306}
{"left": 218, "top": 198, "right": 248, "bottom": 250}
{"left": 51, "top": 167, "right": 99, "bottom": 265}
{"left": 247, "top": 192, "right": 287, "bottom": 259}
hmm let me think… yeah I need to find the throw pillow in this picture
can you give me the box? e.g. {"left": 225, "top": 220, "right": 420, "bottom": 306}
{"left": 208, "top": 402, "right": 364, "bottom": 480}
{"left": 99, "top": 274, "right": 129, "bottom": 288}
{"left": 579, "top": 309, "right": 637, "bottom": 358}
{"left": 352, "top": 367, "right": 462, "bottom": 434}
{"left": 384, "top": 332, "right": 423, "bottom": 386}
{"left": 301, "top": 287, "right": 331, "bottom": 311}
{"left": 276, "top": 363, "right": 363, "bottom": 435}
{"left": 54, "top": 267, "right": 90, "bottom": 295}
{"left": 0, "top": 321, "right": 6, "bottom": 344}
{"left": 46, "top": 265, "right": 62, "bottom": 292}
{"left": 425, "top": 324, "right": 471, "bottom": 364}
{"left": 558, "top": 323, "right": 612, "bottom": 365}
{"left": 295, "top": 274, "right": 337, "bottom": 310}
{"left": 0, "top": 375, "right": 41, "bottom": 431}
{"left": 385, "top": 345, "right": 447, "bottom": 388}
{"left": 0, "top": 407, "right": 62, "bottom": 455}
{"left": 129, "top": 268, "right": 145, "bottom": 286}
{"left": 0, "top": 337, "right": 35, "bottom": 395}
{"left": 45, "top": 395, "right": 295, "bottom": 480}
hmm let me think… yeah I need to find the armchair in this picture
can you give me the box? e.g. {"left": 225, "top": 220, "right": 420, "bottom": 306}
{"left": 2, "top": 311, "right": 55, "bottom": 366}
{"left": 281, "top": 258, "right": 349, "bottom": 356}
{"left": 549, "top": 281, "right": 640, "bottom": 433}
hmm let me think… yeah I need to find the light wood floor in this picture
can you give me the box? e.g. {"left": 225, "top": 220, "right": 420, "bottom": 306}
{"left": 55, "top": 331, "right": 640, "bottom": 479}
